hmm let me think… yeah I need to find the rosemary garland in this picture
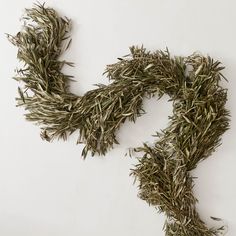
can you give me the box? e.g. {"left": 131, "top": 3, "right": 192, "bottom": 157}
{"left": 8, "top": 3, "right": 230, "bottom": 236}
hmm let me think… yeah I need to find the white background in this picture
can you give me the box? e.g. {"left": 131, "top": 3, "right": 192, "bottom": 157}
{"left": 0, "top": 0, "right": 235, "bottom": 235}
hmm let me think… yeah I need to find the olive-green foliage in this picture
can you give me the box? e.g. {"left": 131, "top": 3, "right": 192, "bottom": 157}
{"left": 8, "top": 3, "right": 230, "bottom": 235}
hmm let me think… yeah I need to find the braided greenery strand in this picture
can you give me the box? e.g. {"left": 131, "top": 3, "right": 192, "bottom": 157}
{"left": 8, "top": 4, "right": 230, "bottom": 235}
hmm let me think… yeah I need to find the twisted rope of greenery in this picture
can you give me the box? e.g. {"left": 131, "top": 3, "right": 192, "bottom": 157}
{"left": 8, "top": 4, "right": 230, "bottom": 235}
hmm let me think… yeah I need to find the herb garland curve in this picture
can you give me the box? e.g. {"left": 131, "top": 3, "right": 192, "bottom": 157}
{"left": 8, "top": 3, "right": 230, "bottom": 236}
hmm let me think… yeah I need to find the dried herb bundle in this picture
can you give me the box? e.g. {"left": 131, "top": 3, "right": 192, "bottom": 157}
{"left": 8, "top": 3, "right": 230, "bottom": 235}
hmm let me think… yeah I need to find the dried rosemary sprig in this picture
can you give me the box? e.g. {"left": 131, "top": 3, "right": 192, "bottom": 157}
{"left": 8, "top": 3, "right": 230, "bottom": 235}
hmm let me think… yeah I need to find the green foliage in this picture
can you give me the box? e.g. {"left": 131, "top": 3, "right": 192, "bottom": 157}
{"left": 8, "top": 3, "right": 230, "bottom": 235}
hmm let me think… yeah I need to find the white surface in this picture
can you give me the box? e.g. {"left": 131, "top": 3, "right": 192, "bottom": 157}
{"left": 0, "top": 0, "right": 236, "bottom": 235}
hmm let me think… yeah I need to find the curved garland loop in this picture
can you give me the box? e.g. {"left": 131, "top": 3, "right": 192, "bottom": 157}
{"left": 8, "top": 4, "right": 230, "bottom": 236}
